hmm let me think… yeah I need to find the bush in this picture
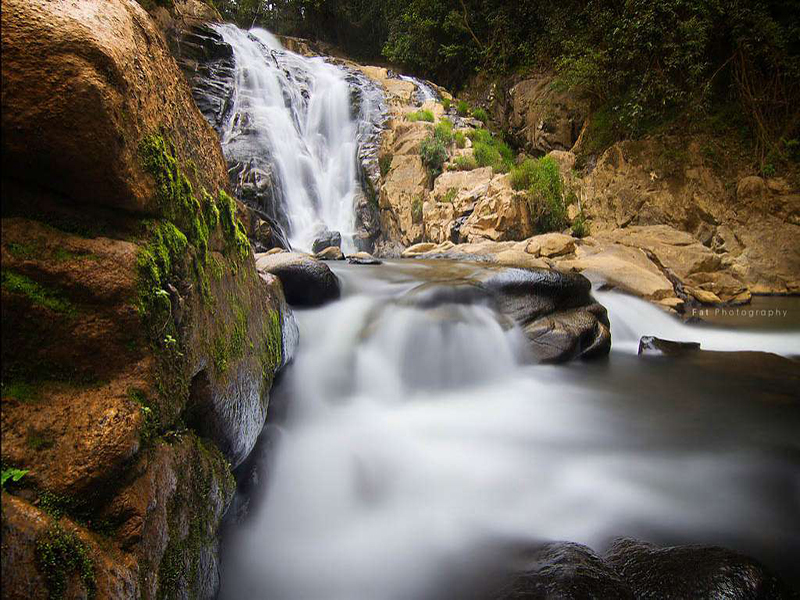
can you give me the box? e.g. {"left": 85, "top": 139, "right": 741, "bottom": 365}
{"left": 420, "top": 135, "right": 448, "bottom": 178}
{"left": 454, "top": 131, "right": 467, "bottom": 149}
{"left": 472, "top": 107, "right": 489, "bottom": 124}
{"left": 571, "top": 212, "right": 589, "bottom": 238}
{"left": 456, "top": 100, "right": 469, "bottom": 116}
{"left": 411, "top": 195, "right": 423, "bottom": 223}
{"left": 523, "top": 155, "right": 568, "bottom": 233}
{"left": 442, "top": 97, "right": 451, "bottom": 112}
{"left": 509, "top": 158, "right": 539, "bottom": 190}
{"left": 441, "top": 187, "right": 458, "bottom": 203}
{"left": 407, "top": 109, "right": 434, "bottom": 122}
{"left": 379, "top": 154, "right": 393, "bottom": 177}
{"left": 434, "top": 119, "right": 454, "bottom": 145}
{"left": 453, "top": 155, "right": 478, "bottom": 171}
{"left": 468, "top": 128, "right": 513, "bottom": 172}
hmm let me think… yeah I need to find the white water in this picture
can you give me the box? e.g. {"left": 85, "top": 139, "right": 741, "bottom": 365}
{"left": 220, "top": 261, "right": 800, "bottom": 599}
{"left": 217, "top": 25, "right": 361, "bottom": 251}
{"left": 399, "top": 75, "right": 439, "bottom": 104}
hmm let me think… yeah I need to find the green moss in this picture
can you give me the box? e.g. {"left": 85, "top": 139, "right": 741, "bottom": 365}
{"left": 35, "top": 523, "right": 96, "bottom": 600}
{"left": 211, "top": 303, "right": 249, "bottom": 378}
{"left": 1, "top": 270, "right": 76, "bottom": 316}
{"left": 1, "top": 380, "right": 41, "bottom": 403}
{"left": 406, "top": 109, "right": 434, "bottom": 122}
{"left": 260, "top": 309, "right": 283, "bottom": 381}
{"left": 217, "top": 190, "right": 250, "bottom": 262}
{"left": 128, "top": 387, "right": 160, "bottom": 447}
{"left": 27, "top": 429, "right": 55, "bottom": 451}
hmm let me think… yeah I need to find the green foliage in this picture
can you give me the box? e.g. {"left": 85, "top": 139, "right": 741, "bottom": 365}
{"left": 472, "top": 107, "right": 488, "bottom": 123}
{"left": 35, "top": 524, "right": 96, "bottom": 599}
{"left": 433, "top": 118, "right": 454, "bottom": 145}
{"left": 1, "top": 271, "right": 76, "bottom": 316}
{"left": 441, "top": 187, "right": 458, "bottom": 203}
{"left": 456, "top": 100, "right": 469, "bottom": 116}
{"left": 411, "top": 195, "right": 424, "bottom": 224}
{"left": 379, "top": 154, "right": 393, "bottom": 177}
{"left": 407, "top": 109, "right": 435, "bottom": 122}
{"left": 1, "top": 381, "right": 40, "bottom": 403}
{"left": 441, "top": 97, "right": 451, "bottom": 112}
{"left": 571, "top": 212, "right": 590, "bottom": 238}
{"left": 517, "top": 155, "right": 569, "bottom": 233}
{"left": 468, "top": 128, "right": 513, "bottom": 172}
{"left": 1, "top": 467, "right": 28, "bottom": 489}
{"left": 453, "top": 155, "right": 478, "bottom": 171}
{"left": 420, "top": 135, "right": 448, "bottom": 178}
{"left": 454, "top": 131, "right": 467, "bottom": 148}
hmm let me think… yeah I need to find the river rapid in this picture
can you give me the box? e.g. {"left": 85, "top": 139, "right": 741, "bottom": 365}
{"left": 218, "top": 259, "right": 800, "bottom": 600}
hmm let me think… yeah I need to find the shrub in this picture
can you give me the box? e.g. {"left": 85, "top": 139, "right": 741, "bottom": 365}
{"left": 453, "top": 155, "right": 478, "bottom": 171}
{"left": 468, "top": 128, "right": 513, "bottom": 172}
{"left": 442, "top": 97, "right": 451, "bottom": 112}
{"left": 472, "top": 107, "right": 489, "bottom": 124}
{"left": 509, "top": 158, "right": 539, "bottom": 190}
{"left": 411, "top": 195, "right": 423, "bottom": 223}
{"left": 454, "top": 131, "right": 467, "bottom": 148}
{"left": 523, "top": 155, "right": 569, "bottom": 233}
{"left": 441, "top": 187, "right": 458, "bottom": 203}
{"left": 456, "top": 100, "right": 469, "bottom": 116}
{"left": 379, "top": 154, "right": 392, "bottom": 177}
{"left": 420, "top": 135, "right": 447, "bottom": 178}
{"left": 571, "top": 212, "right": 590, "bottom": 238}
{"left": 434, "top": 119, "right": 454, "bottom": 145}
{"left": 407, "top": 109, "right": 434, "bottom": 122}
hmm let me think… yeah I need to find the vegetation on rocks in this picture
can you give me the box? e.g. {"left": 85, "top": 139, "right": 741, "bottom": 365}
{"left": 511, "top": 156, "right": 570, "bottom": 233}
{"left": 468, "top": 129, "right": 513, "bottom": 173}
{"left": 406, "top": 109, "right": 434, "bottom": 122}
{"left": 35, "top": 523, "right": 96, "bottom": 599}
{"left": 420, "top": 136, "right": 448, "bottom": 179}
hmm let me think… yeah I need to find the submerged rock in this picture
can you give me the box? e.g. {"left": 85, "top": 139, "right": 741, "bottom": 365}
{"left": 605, "top": 537, "right": 794, "bottom": 600}
{"left": 638, "top": 336, "right": 701, "bottom": 356}
{"left": 256, "top": 252, "right": 341, "bottom": 307}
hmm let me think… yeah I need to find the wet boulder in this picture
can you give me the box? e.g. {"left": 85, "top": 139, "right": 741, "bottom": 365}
{"left": 255, "top": 252, "right": 341, "bottom": 307}
{"left": 311, "top": 228, "right": 342, "bottom": 253}
{"left": 348, "top": 252, "right": 382, "bottom": 265}
{"left": 492, "top": 542, "right": 634, "bottom": 599}
{"left": 478, "top": 268, "right": 611, "bottom": 362}
{"left": 605, "top": 538, "right": 795, "bottom": 599}
{"left": 315, "top": 246, "right": 345, "bottom": 261}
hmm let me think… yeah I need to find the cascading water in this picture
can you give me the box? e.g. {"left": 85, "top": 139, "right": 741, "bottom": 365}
{"left": 215, "top": 25, "right": 369, "bottom": 251}
{"left": 219, "top": 260, "right": 800, "bottom": 599}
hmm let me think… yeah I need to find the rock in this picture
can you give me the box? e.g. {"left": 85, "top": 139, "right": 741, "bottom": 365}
{"left": 315, "top": 246, "right": 345, "bottom": 261}
{"left": 311, "top": 229, "right": 342, "bottom": 253}
{"left": 502, "top": 75, "right": 588, "bottom": 155}
{"left": 478, "top": 268, "right": 611, "bottom": 362}
{"left": 605, "top": 538, "right": 794, "bottom": 599}
{"left": 402, "top": 242, "right": 439, "bottom": 257}
{"left": 493, "top": 542, "right": 634, "bottom": 599}
{"left": 348, "top": 252, "right": 383, "bottom": 265}
{"left": 525, "top": 233, "right": 576, "bottom": 258}
{"left": 255, "top": 252, "right": 341, "bottom": 307}
{"left": 638, "top": 336, "right": 701, "bottom": 356}
{"left": 687, "top": 287, "right": 722, "bottom": 305}
{"left": 460, "top": 175, "right": 534, "bottom": 242}
{"left": 1, "top": 0, "right": 228, "bottom": 214}
{"left": 737, "top": 176, "right": 767, "bottom": 202}
{"left": 379, "top": 154, "right": 427, "bottom": 246}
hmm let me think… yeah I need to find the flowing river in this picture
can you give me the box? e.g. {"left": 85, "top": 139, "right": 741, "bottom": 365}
{"left": 204, "top": 26, "right": 800, "bottom": 599}
{"left": 218, "top": 260, "right": 800, "bottom": 600}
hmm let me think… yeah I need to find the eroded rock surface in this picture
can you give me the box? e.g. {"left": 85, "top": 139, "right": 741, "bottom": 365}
{"left": 255, "top": 252, "right": 341, "bottom": 307}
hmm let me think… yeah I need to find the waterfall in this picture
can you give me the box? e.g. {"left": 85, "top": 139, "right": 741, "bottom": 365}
{"left": 215, "top": 25, "right": 367, "bottom": 251}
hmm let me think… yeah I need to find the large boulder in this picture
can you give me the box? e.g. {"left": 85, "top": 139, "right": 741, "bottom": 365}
{"left": 460, "top": 175, "right": 534, "bottom": 243}
{"left": 1, "top": 0, "right": 228, "bottom": 214}
{"left": 1, "top": 1, "right": 289, "bottom": 597}
{"left": 478, "top": 268, "right": 611, "bottom": 362}
{"left": 255, "top": 252, "right": 341, "bottom": 307}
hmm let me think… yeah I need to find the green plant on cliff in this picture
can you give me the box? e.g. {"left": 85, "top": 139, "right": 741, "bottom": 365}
{"left": 433, "top": 119, "right": 454, "bottom": 145}
{"left": 1, "top": 467, "right": 29, "bottom": 489}
{"left": 468, "top": 128, "right": 512, "bottom": 173}
{"left": 472, "top": 107, "right": 488, "bottom": 124}
{"left": 411, "top": 195, "right": 424, "bottom": 224}
{"left": 407, "top": 109, "right": 434, "bottom": 122}
{"left": 512, "top": 156, "right": 569, "bottom": 233}
{"left": 420, "top": 135, "right": 448, "bottom": 179}
{"left": 35, "top": 524, "right": 96, "bottom": 599}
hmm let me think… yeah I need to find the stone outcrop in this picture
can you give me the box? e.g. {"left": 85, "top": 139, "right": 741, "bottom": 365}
{"left": 255, "top": 252, "right": 341, "bottom": 307}
{"left": 1, "top": 1, "right": 289, "bottom": 598}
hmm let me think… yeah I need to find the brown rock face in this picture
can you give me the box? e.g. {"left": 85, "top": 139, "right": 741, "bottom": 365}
{"left": 1, "top": 0, "right": 228, "bottom": 214}
{"left": 1, "top": 1, "right": 288, "bottom": 598}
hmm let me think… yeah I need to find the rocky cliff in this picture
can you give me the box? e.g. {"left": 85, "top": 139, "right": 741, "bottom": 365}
{"left": 1, "top": 1, "right": 290, "bottom": 598}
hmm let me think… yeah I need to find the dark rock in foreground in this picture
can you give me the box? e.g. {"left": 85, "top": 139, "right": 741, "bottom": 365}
{"left": 490, "top": 538, "right": 796, "bottom": 600}
{"left": 255, "top": 252, "right": 341, "bottom": 307}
